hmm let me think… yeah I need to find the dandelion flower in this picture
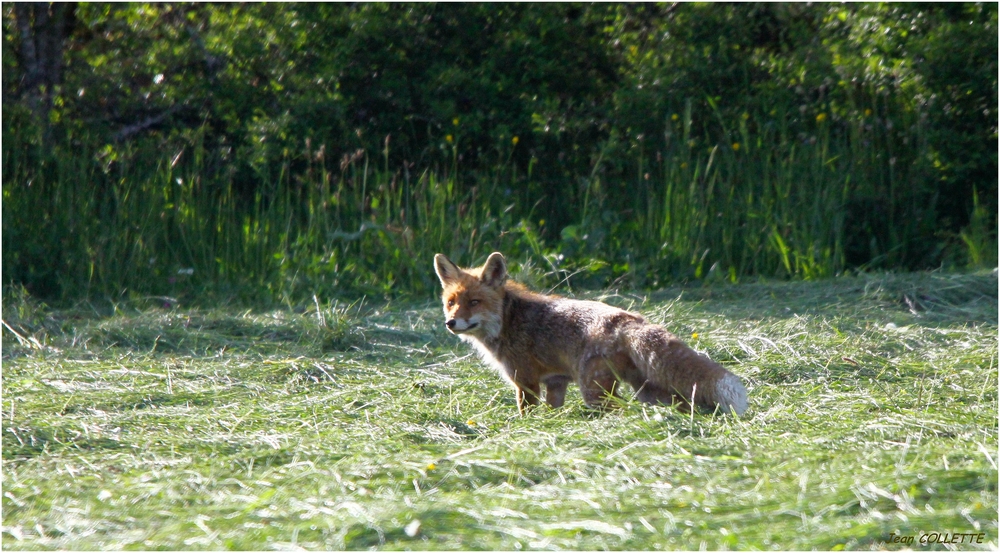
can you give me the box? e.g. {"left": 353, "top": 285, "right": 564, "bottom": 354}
{"left": 864, "top": 109, "right": 872, "bottom": 117}
{"left": 466, "top": 419, "right": 476, "bottom": 427}
{"left": 732, "top": 142, "right": 740, "bottom": 151}
{"left": 680, "top": 162, "right": 688, "bottom": 169}
{"left": 453, "top": 117, "right": 460, "bottom": 126}
{"left": 512, "top": 136, "right": 519, "bottom": 146}
{"left": 816, "top": 113, "right": 827, "bottom": 123}
{"left": 692, "top": 332, "right": 699, "bottom": 340}
{"left": 671, "top": 113, "right": 679, "bottom": 121}
{"left": 445, "top": 134, "right": 453, "bottom": 144}
{"left": 426, "top": 463, "right": 437, "bottom": 471}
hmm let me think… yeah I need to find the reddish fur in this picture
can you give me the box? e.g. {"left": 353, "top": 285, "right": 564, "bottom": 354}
{"left": 434, "top": 252, "right": 749, "bottom": 415}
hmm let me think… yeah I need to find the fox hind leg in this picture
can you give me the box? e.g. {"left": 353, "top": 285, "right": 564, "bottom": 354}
{"left": 634, "top": 382, "right": 692, "bottom": 412}
{"left": 542, "top": 375, "right": 571, "bottom": 408}
{"left": 579, "top": 356, "right": 622, "bottom": 409}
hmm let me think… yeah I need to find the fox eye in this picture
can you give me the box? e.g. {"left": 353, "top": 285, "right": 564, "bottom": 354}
{"left": 469, "top": 299, "right": 480, "bottom": 306}
{"left": 447, "top": 299, "right": 455, "bottom": 308}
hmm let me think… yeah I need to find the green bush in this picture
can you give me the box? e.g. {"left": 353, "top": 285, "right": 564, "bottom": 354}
{"left": 2, "top": 3, "right": 995, "bottom": 302}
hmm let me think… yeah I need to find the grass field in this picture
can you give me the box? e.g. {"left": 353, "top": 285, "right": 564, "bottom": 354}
{"left": 2, "top": 270, "right": 997, "bottom": 550}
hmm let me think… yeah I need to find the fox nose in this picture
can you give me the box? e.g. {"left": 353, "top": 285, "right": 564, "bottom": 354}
{"left": 445, "top": 319, "right": 457, "bottom": 329}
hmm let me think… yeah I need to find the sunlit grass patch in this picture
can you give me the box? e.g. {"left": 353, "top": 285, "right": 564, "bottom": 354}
{"left": 2, "top": 270, "right": 996, "bottom": 549}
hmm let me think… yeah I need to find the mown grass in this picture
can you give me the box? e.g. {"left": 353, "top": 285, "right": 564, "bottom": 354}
{"left": 2, "top": 270, "right": 997, "bottom": 550}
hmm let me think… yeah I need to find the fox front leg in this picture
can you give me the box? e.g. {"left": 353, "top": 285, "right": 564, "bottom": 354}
{"left": 514, "top": 381, "right": 541, "bottom": 414}
{"left": 543, "top": 375, "right": 571, "bottom": 408}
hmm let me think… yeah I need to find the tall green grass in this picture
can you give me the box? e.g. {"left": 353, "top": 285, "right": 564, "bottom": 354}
{"left": 2, "top": 106, "right": 990, "bottom": 303}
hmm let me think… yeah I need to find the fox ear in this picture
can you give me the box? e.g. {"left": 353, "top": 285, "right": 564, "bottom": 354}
{"left": 434, "top": 254, "right": 461, "bottom": 287}
{"left": 481, "top": 252, "right": 507, "bottom": 288}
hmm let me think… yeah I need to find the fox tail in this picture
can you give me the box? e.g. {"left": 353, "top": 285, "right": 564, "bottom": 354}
{"left": 624, "top": 325, "right": 748, "bottom": 415}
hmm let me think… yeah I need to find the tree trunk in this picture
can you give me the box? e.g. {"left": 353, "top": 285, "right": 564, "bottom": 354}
{"left": 12, "top": 2, "right": 75, "bottom": 149}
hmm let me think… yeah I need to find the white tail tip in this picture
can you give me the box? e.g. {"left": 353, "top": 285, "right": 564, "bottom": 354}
{"left": 715, "top": 373, "right": 749, "bottom": 415}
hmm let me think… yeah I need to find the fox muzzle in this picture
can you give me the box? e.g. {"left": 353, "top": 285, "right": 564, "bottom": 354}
{"left": 445, "top": 318, "right": 478, "bottom": 334}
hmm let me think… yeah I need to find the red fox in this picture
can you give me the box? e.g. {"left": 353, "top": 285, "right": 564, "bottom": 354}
{"left": 434, "top": 252, "right": 748, "bottom": 415}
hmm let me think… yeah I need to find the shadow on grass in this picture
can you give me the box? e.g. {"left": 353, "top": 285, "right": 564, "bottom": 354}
{"left": 343, "top": 508, "right": 481, "bottom": 549}
{"left": 647, "top": 270, "right": 998, "bottom": 327}
{"left": 3, "top": 423, "right": 130, "bottom": 461}
{"left": 83, "top": 311, "right": 370, "bottom": 355}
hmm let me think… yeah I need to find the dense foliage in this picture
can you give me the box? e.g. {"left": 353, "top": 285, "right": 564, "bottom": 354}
{"left": 3, "top": 3, "right": 997, "bottom": 302}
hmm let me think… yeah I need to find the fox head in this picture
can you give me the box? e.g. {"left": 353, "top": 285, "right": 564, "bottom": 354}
{"left": 434, "top": 252, "right": 507, "bottom": 339}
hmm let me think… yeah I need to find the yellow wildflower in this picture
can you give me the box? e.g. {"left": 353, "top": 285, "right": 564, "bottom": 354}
{"left": 445, "top": 134, "right": 453, "bottom": 144}
{"left": 816, "top": 113, "right": 827, "bottom": 123}
{"left": 512, "top": 136, "right": 519, "bottom": 146}
{"left": 671, "top": 113, "right": 679, "bottom": 121}
{"left": 732, "top": 142, "right": 741, "bottom": 152}
{"left": 426, "top": 463, "right": 437, "bottom": 471}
